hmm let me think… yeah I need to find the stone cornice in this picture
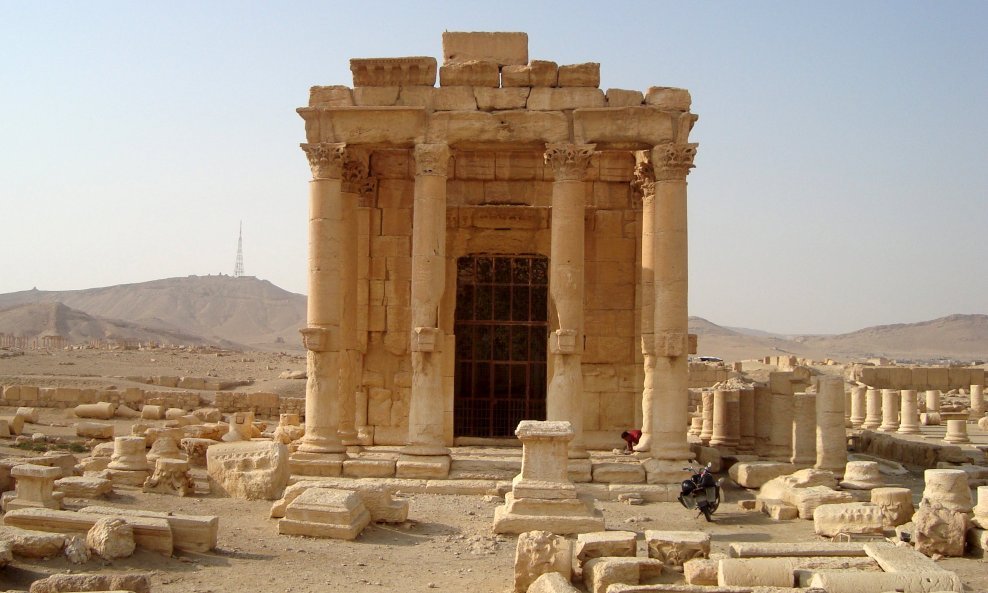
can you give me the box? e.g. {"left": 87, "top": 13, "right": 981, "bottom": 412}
{"left": 543, "top": 143, "right": 596, "bottom": 182}
{"left": 651, "top": 143, "right": 698, "bottom": 181}
{"left": 414, "top": 143, "right": 451, "bottom": 177}
{"left": 301, "top": 142, "right": 346, "bottom": 180}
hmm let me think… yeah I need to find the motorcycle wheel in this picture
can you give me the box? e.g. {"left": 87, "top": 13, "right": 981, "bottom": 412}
{"left": 700, "top": 504, "right": 713, "bottom": 522}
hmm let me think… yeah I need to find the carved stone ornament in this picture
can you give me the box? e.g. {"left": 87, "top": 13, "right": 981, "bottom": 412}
{"left": 651, "top": 143, "right": 698, "bottom": 181}
{"left": 356, "top": 176, "right": 378, "bottom": 207}
{"left": 299, "top": 326, "right": 337, "bottom": 352}
{"left": 544, "top": 143, "right": 596, "bottom": 182}
{"left": 414, "top": 143, "right": 451, "bottom": 176}
{"left": 301, "top": 142, "right": 346, "bottom": 180}
{"left": 631, "top": 150, "right": 656, "bottom": 206}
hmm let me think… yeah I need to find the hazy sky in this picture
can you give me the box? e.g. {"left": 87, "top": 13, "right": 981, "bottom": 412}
{"left": 2, "top": 1, "right": 985, "bottom": 334}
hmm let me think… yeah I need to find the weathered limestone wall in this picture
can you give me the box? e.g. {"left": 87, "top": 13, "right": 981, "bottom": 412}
{"left": 849, "top": 365, "right": 985, "bottom": 391}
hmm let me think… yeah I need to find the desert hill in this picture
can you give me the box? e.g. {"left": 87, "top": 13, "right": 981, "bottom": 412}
{"left": 0, "top": 275, "right": 305, "bottom": 349}
{"left": 0, "top": 301, "right": 237, "bottom": 348}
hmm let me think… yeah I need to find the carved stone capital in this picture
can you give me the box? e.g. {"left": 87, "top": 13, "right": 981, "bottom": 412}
{"left": 341, "top": 151, "right": 371, "bottom": 194}
{"left": 631, "top": 150, "right": 656, "bottom": 205}
{"left": 414, "top": 143, "right": 451, "bottom": 177}
{"left": 301, "top": 142, "right": 346, "bottom": 180}
{"left": 651, "top": 143, "right": 698, "bottom": 181}
{"left": 299, "top": 326, "right": 338, "bottom": 352}
{"left": 544, "top": 143, "right": 596, "bottom": 182}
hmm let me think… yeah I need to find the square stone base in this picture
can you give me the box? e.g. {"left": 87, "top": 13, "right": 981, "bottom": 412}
{"left": 278, "top": 489, "right": 371, "bottom": 540}
{"left": 493, "top": 492, "right": 604, "bottom": 534}
{"left": 289, "top": 452, "right": 344, "bottom": 477}
{"left": 396, "top": 454, "right": 450, "bottom": 479}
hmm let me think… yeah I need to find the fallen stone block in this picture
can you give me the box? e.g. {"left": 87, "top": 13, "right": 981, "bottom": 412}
{"left": 16, "top": 407, "right": 39, "bottom": 423}
{"left": 514, "top": 530, "right": 572, "bottom": 593}
{"left": 788, "top": 486, "right": 854, "bottom": 519}
{"left": 0, "top": 539, "right": 10, "bottom": 568}
{"left": 862, "top": 541, "right": 944, "bottom": 573}
{"left": 757, "top": 499, "right": 798, "bottom": 520}
{"left": 913, "top": 501, "right": 968, "bottom": 557}
{"left": 526, "top": 571, "right": 581, "bottom": 593}
{"left": 729, "top": 462, "right": 795, "bottom": 489}
{"left": 717, "top": 558, "right": 796, "bottom": 587}
{"left": 80, "top": 505, "right": 218, "bottom": 552}
{"left": 807, "top": 569, "right": 962, "bottom": 593}
{"left": 728, "top": 541, "right": 868, "bottom": 557}
{"left": 54, "top": 476, "right": 113, "bottom": 499}
{"left": 812, "top": 502, "right": 884, "bottom": 537}
{"left": 575, "top": 530, "right": 637, "bottom": 567}
{"left": 0, "top": 525, "right": 66, "bottom": 558}
{"left": 583, "top": 557, "right": 663, "bottom": 593}
{"left": 206, "top": 440, "right": 289, "bottom": 500}
{"left": 278, "top": 488, "right": 370, "bottom": 540}
{"left": 270, "top": 479, "right": 409, "bottom": 523}
{"left": 87, "top": 516, "right": 136, "bottom": 559}
{"left": 683, "top": 557, "right": 719, "bottom": 585}
{"left": 76, "top": 422, "right": 114, "bottom": 439}
{"left": 3, "top": 507, "right": 172, "bottom": 555}
{"left": 645, "top": 530, "right": 710, "bottom": 566}
{"left": 0, "top": 414, "right": 25, "bottom": 435}
{"left": 28, "top": 573, "right": 150, "bottom": 593}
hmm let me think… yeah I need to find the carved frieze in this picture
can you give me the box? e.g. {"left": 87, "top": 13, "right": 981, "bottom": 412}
{"left": 543, "top": 143, "right": 596, "bottom": 182}
{"left": 301, "top": 142, "right": 346, "bottom": 180}
{"left": 651, "top": 143, "right": 698, "bottom": 181}
{"left": 414, "top": 143, "right": 452, "bottom": 177}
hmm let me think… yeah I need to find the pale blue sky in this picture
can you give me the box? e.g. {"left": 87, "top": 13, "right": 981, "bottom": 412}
{"left": 1, "top": 1, "right": 985, "bottom": 334}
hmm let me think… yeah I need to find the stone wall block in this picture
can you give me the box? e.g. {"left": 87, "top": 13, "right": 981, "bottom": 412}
{"left": 439, "top": 61, "right": 499, "bottom": 87}
{"left": 557, "top": 63, "right": 600, "bottom": 87}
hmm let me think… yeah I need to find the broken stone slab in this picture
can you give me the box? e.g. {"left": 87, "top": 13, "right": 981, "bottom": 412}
{"left": 807, "top": 569, "right": 962, "bottom": 593}
{"left": 788, "top": 486, "right": 854, "bottom": 519}
{"left": 728, "top": 542, "right": 868, "bottom": 557}
{"left": 2, "top": 507, "right": 172, "bottom": 555}
{"left": 87, "top": 516, "right": 136, "bottom": 559}
{"left": 278, "top": 488, "right": 371, "bottom": 540}
{"left": 913, "top": 500, "right": 968, "bottom": 557}
{"left": 584, "top": 557, "right": 663, "bottom": 593}
{"left": 683, "top": 557, "right": 720, "bottom": 585}
{"left": 756, "top": 499, "right": 798, "bottom": 521}
{"left": 575, "top": 530, "right": 637, "bottom": 566}
{"left": 0, "top": 525, "right": 66, "bottom": 558}
{"left": 812, "top": 502, "right": 884, "bottom": 537}
{"left": 80, "top": 505, "right": 218, "bottom": 552}
{"left": 441, "top": 31, "right": 528, "bottom": 66}
{"left": 54, "top": 476, "right": 113, "bottom": 499}
{"left": 728, "top": 462, "right": 795, "bottom": 489}
{"left": 526, "top": 571, "right": 581, "bottom": 593}
{"left": 270, "top": 479, "right": 409, "bottom": 523}
{"left": 717, "top": 558, "right": 796, "bottom": 587}
{"left": 862, "top": 541, "right": 944, "bottom": 573}
{"left": 645, "top": 531, "right": 710, "bottom": 566}
{"left": 206, "top": 440, "right": 289, "bottom": 500}
{"left": 27, "top": 572, "right": 151, "bottom": 593}
{"left": 514, "top": 530, "right": 572, "bottom": 593}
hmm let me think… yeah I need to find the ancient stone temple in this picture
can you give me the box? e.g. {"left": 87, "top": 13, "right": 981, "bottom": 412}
{"left": 295, "top": 32, "right": 698, "bottom": 476}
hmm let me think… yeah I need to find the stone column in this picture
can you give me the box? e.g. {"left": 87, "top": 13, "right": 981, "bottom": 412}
{"left": 921, "top": 468, "right": 973, "bottom": 512}
{"left": 724, "top": 390, "right": 741, "bottom": 451}
{"left": 401, "top": 143, "right": 452, "bottom": 465}
{"left": 768, "top": 392, "right": 794, "bottom": 461}
{"left": 943, "top": 419, "right": 970, "bottom": 444}
{"left": 295, "top": 142, "right": 347, "bottom": 473}
{"left": 738, "top": 387, "right": 755, "bottom": 453}
{"left": 925, "top": 389, "right": 941, "bottom": 413}
{"left": 337, "top": 152, "right": 369, "bottom": 448}
{"left": 709, "top": 389, "right": 730, "bottom": 449}
{"left": 862, "top": 388, "right": 882, "bottom": 430}
{"left": 849, "top": 386, "right": 866, "bottom": 428}
{"left": 791, "top": 392, "right": 816, "bottom": 466}
{"left": 816, "top": 377, "right": 847, "bottom": 475}
{"left": 897, "top": 389, "right": 920, "bottom": 434}
{"left": 632, "top": 151, "right": 656, "bottom": 452}
{"left": 878, "top": 389, "right": 899, "bottom": 432}
{"left": 752, "top": 385, "right": 773, "bottom": 457}
{"left": 544, "top": 143, "right": 595, "bottom": 459}
{"left": 699, "top": 390, "right": 714, "bottom": 445}
{"left": 647, "top": 143, "right": 697, "bottom": 469}
{"left": 971, "top": 384, "right": 985, "bottom": 419}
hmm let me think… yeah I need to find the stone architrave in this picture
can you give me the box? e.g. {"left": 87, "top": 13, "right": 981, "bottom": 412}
{"left": 790, "top": 392, "right": 816, "bottom": 466}
{"left": 293, "top": 141, "right": 348, "bottom": 476}
{"left": 699, "top": 391, "right": 714, "bottom": 445}
{"left": 399, "top": 143, "right": 453, "bottom": 476}
{"left": 815, "top": 377, "right": 847, "bottom": 475}
{"left": 493, "top": 421, "right": 604, "bottom": 534}
{"left": 897, "top": 389, "right": 920, "bottom": 434}
{"left": 633, "top": 151, "right": 656, "bottom": 452}
{"left": 107, "top": 436, "right": 150, "bottom": 488}
{"left": 849, "top": 386, "right": 866, "bottom": 428}
{"left": 878, "top": 389, "right": 899, "bottom": 432}
{"left": 5, "top": 464, "right": 63, "bottom": 511}
{"left": 971, "top": 383, "right": 985, "bottom": 419}
{"left": 943, "top": 419, "right": 970, "bottom": 443}
{"left": 646, "top": 143, "right": 696, "bottom": 475}
{"left": 738, "top": 388, "right": 755, "bottom": 453}
{"left": 862, "top": 388, "right": 881, "bottom": 430}
{"left": 543, "top": 143, "right": 594, "bottom": 460}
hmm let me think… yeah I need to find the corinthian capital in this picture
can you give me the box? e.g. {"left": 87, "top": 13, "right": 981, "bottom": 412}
{"left": 341, "top": 151, "right": 369, "bottom": 194}
{"left": 414, "top": 143, "right": 451, "bottom": 177}
{"left": 631, "top": 150, "right": 656, "bottom": 204}
{"left": 651, "top": 143, "right": 698, "bottom": 181}
{"left": 301, "top": 142, "right": 346, "bottom": 180}
{"left": 544, "top": 143, "right": 596, "bottom": 182}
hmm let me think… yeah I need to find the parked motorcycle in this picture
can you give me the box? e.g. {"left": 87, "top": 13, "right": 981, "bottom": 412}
{"left": 677, "top": 462, "right": 723, "bottom": 521}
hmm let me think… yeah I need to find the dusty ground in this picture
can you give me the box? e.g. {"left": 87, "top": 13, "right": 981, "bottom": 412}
{"left": 1, "top": 349, "right": 987, "bottom": 592}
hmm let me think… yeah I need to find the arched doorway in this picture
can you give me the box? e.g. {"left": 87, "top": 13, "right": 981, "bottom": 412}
{"left": 454, "top": 254, "right": 548, "bottom": 437}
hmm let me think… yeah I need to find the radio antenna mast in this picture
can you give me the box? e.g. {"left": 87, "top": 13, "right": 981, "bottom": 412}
{"left": 233, "top": 221, "right": 245, "bottom": 278}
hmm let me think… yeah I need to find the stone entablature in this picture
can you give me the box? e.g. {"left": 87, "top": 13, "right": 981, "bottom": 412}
{"left": 848, "top": 364, "right": 985, "bottom": 391}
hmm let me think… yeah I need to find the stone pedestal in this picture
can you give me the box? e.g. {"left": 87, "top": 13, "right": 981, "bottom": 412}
{"left": 921, "top": 468, "right": 973, "bottom": 512}
{"left": 699, "top": 391, "right": 713, "bottom": 445}
{"left": 815, "top": 377, "right": 847, "bottom": 475}
{"left": 5, "top": 464, "right": 63, "bottom": 511}
{"left": 897, "top": 389, "right": 920, "bottom": 434}
{"left": 278, "top": 488, "right": 371, "bottom": 540}
{"left": 862, "top": 388, "right": 881, "bottom": 430}
{"left": 493, "top": 421, "right": 604, "bottom": 534}
{"left": 107, "top": 436, "right": 150, "bottom": 488}
{"left": 878, "top": 389, "right": 899, "bottom": 432}
{"left": 849, "top": 386, "right": 865, "bottom": 428}
{"left": 790, "top": 392, "right": 816, "bottom": 466}
{"left": 925, "top": 389, "right": 941, "bottom": 413}
{"left": 871, "top": 487, "right": 914, "bottom": 529}
{"left": 971, "top": 384, "right": 985, "bottom": 419}
{"left": 943, "top": 419, "right": 970, "bottom": 444}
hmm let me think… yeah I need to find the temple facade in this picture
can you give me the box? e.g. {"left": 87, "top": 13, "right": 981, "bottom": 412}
{"left": 295, "top": 32, "right": 698, "bottom": 477}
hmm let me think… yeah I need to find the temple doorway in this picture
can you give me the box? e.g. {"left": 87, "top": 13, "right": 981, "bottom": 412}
{"left": 453, "top": 254, "right": 548, "bottom": 437}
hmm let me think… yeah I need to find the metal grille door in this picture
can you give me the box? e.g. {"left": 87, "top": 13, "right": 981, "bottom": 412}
{"left": 454, "top": 255, "right": 548, "bottom": 437}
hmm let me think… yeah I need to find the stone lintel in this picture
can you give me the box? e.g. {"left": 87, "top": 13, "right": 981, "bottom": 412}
{"left": 573, "top": 107, "right": 678, "bottom": 148}
{"left": 426, "top": 110, "right": 569, "bottom": 146}
{"left": 299, "top": 107, "right": 428, "bottom": 146}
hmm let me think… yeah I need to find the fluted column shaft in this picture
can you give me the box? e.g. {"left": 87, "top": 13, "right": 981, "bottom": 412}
{"left": 404, "top": 143, "right": 451, "bottom": 456}
{"left": 298, "top": 142, "right": 347, "bottom": 456}
{"left": 544, "top": 143, "right": 595, "bottom": 459}
{"left": 648, "top": 143, "right": 697, "bottom": 463}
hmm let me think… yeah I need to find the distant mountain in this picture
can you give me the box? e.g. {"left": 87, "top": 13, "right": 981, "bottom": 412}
{"left": 0, "top": 275, "right": 306, "bottom": 349}
{"left": 0, "top": 302, "right": 237, "bottom": 348}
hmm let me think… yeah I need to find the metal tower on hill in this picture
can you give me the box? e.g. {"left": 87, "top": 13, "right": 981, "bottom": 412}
{"left": 233, "top": 221, "right": 245, "bottom": 278}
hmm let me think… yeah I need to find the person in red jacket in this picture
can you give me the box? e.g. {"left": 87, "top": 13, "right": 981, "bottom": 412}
{"left": 621, "top": 429, "right": 642, "bottom": 454}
